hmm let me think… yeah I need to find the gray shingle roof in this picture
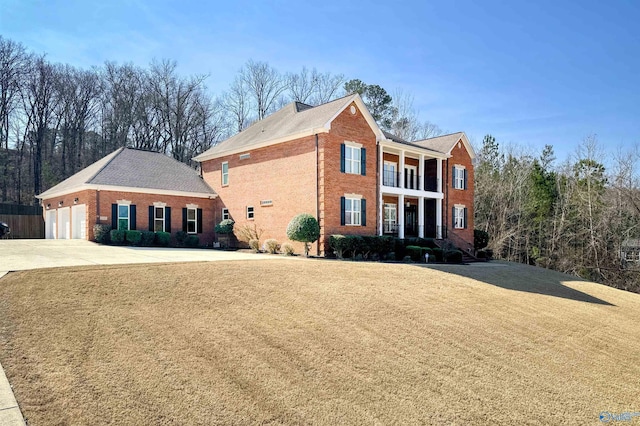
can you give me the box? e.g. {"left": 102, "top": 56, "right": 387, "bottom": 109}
{"left": 193, "top": 94, "right": 362, "bottom": 161}
{"left": 38, "top": 148, "right": 216, "bottom": 198}
{"left": 412, "top": 132, "right": 465, "bottom": 154}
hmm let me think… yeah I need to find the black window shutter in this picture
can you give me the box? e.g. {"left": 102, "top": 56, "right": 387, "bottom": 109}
{"left": 464, "top": 208, "right": 468, "bottom": 229}
{"left": 148, "top": 206, "right": 154, "bottom": 232}
{"left": 111, "top": 204, "right": 117, "bottom": 229}
{"left": 130, "top": 205, "right": 136, "bottom": 230}
{"left": 361, "top": 198, "right": 366, "bottom": 226}
{"left": 361, "top": 148, "right": 366, "bottom": 176}
{"left": 453, "top": 166, "right": 456, "bottom": 185}
{"left": 165, "top": 207, "right": 171, "bottom": 233}
{"left": 463, "top": 169, "right": 468, "bottom": 190}
{"left": 197, "top": 209, "right": 203, "bottom": 234}
{"left": 340, "top": 197, "right": 346, "bottom": 226}
{"left": 452, "top": 206, "right": 455, "bottom": 228}
{"left": 340, "top": 144, "right": 345, "bottom": 173}
{"left": 182, "top": 208, "right": 187, "bottom": 232}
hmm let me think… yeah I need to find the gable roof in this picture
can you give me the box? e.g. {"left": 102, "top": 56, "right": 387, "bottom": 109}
{"left": 413, "top": 132, "right": 476, "bottom": 159}
{"left": 37, "top": 148, "right": 217, "bottom": 199}
{"left": 193, "top": 94, "right": 385, "bottom": 161}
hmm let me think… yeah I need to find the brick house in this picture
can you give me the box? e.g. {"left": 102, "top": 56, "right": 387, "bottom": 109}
{"left": 194, "top": 94, "right": 476, "bottom": 255}
{"left": 37, "top": 148, "right": 218, "bottom": 245}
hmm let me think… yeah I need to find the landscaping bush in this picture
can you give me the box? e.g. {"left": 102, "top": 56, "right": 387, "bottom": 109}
{"left": 348, "top": 235, "right": 366, "bottom": 259}
{"left": 444, "top": 249, "right": 463, "bottom": 263}
{"left": 477, "top": 248, "right": 493, "bottom": 260}
{"left": 286, "top": 213, "right": 320, "bottom": 257}
{"left": 110, "top": 229, "right": 125, "bottom": 245}
{"left": 215, "top": 219, "right": 235, "bottom": 234}
{"left": 431, "top": 247, "right": 444, "bottom": 262}
{"left": 176, "top": 230, "right": 188, "bottom": 246}
{"left": 474, "top": 229, "right": 490, "bottom": 250}
{"left": 185, "top": 235, "right": 199, "bottom": 248}
{"left": 140, "top": 231, "right": 155, "bottom": 247}
{"left": 281, "top": 242, "right": 295, "bottom": 256}
{"left": 155, "top": 231, "right": 171, "bottom": 247}
{"left": 264, "top": 239, "right": 280, "bottom": 254}
{"left": 249, "top": 239, "right": 260, "bottom": 252}
{"left": 125, "top": 230, "right": 142, "bottom": 246}
{"left": 405, "top": 245, "right": 424, "bottom": 262}
{"left": 93, "top": 224, "right": 111, "bottom": 244}
{"left": 329, "top": 235, "right": 350, "bottom": 259}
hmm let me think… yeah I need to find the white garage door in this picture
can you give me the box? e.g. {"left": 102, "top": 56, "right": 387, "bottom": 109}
{"left": 57, "top": 207, "right": 70, "bottom": 240}
{"left": 71, "top": 204, "right": 87, "bottom": 239}
{"left": 45, "top": 209, "right": 57, "bottom": 239}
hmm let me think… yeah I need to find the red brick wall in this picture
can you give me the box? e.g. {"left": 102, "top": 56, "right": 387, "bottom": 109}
{"left": 41, "top": 190, "right": 217, "bottom": 245}
{"left": 445, "top": 139, "right": 475, "bottom": 248}
{"left": 319, "top": 102, "right": 378, "bottom": 251}
{"left": 200, "top": 136, "right": 318, "bottom": 254}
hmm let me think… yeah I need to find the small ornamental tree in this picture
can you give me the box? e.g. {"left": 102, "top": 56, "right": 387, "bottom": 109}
{"left": 286, "top": 213, "right": 320, "bottom": 257}
{"left": 215, "top": 219, "right": 235, "bottom": 248}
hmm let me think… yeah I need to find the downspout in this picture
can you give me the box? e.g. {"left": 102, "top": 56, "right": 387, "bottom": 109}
{"left": 315, "top": 133, "right": 320, "bottom": 256}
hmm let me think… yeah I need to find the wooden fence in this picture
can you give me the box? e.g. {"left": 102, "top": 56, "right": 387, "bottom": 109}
{"left": 0, "top": 204, "right": 44, "bottom": 239}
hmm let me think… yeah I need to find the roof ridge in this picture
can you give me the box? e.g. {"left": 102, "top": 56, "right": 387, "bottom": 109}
{"left": 418, "top": 131, "right": 463, "bottom": 141}
{"left": 86, "top": 147, "right": 125, "bottom": 184}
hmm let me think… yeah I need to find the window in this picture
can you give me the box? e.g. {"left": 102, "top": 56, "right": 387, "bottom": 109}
{"left": 247, "top": 206, "right": 254, "bottom": 220}
{"left": 345, "top": 198, "right": 361, "bottom": 226}
{"left": 187, "top": 208, "right": 197, "bottom": 233}
{"left": 453, "top": 205, "right": 467, "bottom": 229}
{"left": 344, "top": 146, "right": 361, "bottom": 175}
{"left": 383, "top": 203, "right": 397, "bottom": 233}
{"left": 222, "top": 161, "right": 229, "bottom": 186}
{"left": 222, "top": 208, "right": 229, "bottom": 220}
{"left": 383, "top": 162, "right": 397, "bottom": 187}
{"left": 154, "top": 206, "right": 165, "bottom": 232}
{"left": 453, "top": 166, "right": 466, "bottom": 190}
{"left": 405, "top": 165, "right": 417, "bottom": 190}
{"left": 118, "top": 204, "right": 130, "bottom": 230}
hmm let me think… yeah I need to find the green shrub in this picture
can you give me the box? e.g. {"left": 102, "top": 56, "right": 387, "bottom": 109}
{"left": 140, "top": 231, "right": 155, "bottom": 247}
{"left": 431, "top": 247, "right": 444, "bottom": 262}
{"left": 477, "top": 248, "right": 493, "bottom": 259}
{"left": 110, "top": 229, "right": 125, "bottom": 245}
{"left": 125, "top": 230, "right": 142, "bottom": 246}
{"left": 347, "top": 235, "right": 366, "bottom": 259}
{"left": 155, "top": 231, "right": 171, "bottom": 247}
{"left": 249, "top": 239, "right": 260, "bottom": 252}
{"left": 282, "top": 242, "right": 295, "bottom": 256}
{"left": 93, "top": 224, "right": 111, "bottom": 244}
{"left": 176, "top": 231, "right": 188, "bottom": 246}
{"left": 329, "top": 235, "right": 350, "bottom": 259}
{"left": 286, "top": 213, "right": 320, "bottom": 257}
{"left": 405, "top": 245, "right": 423, "bottom": 262}
{"left": 185, "top": 235, "right": 199, "bottom": 247}
{"left": 444, "top": 250, "right": 463, "bottom": 263}
{"left": 474, "top": 229, "right": 490, "bottom": 250}
{"left": 264, "top": 239, "right": 280, "bottom": 254}
{"left": 215, "top": 219, "right": 235, "bottom": 234}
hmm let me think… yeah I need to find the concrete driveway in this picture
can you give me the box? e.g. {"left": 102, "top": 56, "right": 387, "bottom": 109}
{"left": 0, "top": 239, "right": 273, "bottom": 279}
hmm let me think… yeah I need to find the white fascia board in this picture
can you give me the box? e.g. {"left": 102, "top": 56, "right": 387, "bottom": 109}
{"left": 38, "top": 184, "right": 217, "bottom": 200}
{"left": 192, "top": 128, "right": 329, "bottom": 162}
{"left": 379, "top": 139, "right": 450, "bottom": 159}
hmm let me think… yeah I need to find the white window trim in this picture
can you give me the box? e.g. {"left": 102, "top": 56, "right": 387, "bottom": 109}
{"left": 222, "top": 208, "right": 229, "bottom": 220}
{"left": 344, "top": 140, "right": 363, "bottom": 149}
{"left": 344, "top": 145, "right": 361, "bottom": 175}
{"left": 383, "top": 161, "right": 397, "bottom": 186}
{"left": 222, "top": 161, "right": 229, "bottom": 186}
{"left": 454, "top": 165, "right": 465, "bottom": 190}
{"left": 383, "top": 203, "right": 397, "bottom": 233}
{"left": 117, "top": 204, "right": 130, "bottom": 231}
{"left": 186, "top": 207, "right": 197, "bottom": 234}
{"left": 345, "top": 197, "right": 361, "bottom": 226}
{"left": 454, "top": 205, "right": 465, "bottom": 229}
{"left": 154, "top": 206, "right": 165, "bottom": 232}
{"left": 246, "top": 206, "right": 254, "bottom": 220}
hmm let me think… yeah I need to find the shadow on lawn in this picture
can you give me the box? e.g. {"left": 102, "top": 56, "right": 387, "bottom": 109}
{"left": 422, "top": 261, "right": 615, "bottom": 306}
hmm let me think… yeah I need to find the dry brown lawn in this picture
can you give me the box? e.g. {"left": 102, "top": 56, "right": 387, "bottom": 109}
{"left": 0, "top": 259, "right": 639, "bottom": 425}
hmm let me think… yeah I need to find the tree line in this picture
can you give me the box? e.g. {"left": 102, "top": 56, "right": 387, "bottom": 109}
{"left": 474, "top": 134, "right": 640, "bottom": 293}
{"left": 0, "top": 36, "right": 439, "bottom": 205}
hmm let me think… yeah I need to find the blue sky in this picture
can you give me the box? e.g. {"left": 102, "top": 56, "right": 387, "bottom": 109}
{"left": 2, "top": 0, "right": 639, "bottom": 164}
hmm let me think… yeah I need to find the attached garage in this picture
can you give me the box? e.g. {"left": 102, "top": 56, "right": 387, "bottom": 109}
{"left": 72, "top": 204, "right": 87, "bottom": 239}
{"left": 45, "top": 209, "right": 57, "bottom": 239}
{"left": 57, "top": 207, "right": 70, "bottom": 240}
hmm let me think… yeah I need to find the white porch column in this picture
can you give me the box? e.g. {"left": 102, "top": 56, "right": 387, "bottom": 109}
{"left": 418, "top": 154, "right": 425, "bottom": 191}
{"left": 437, "top": 158, "right": 443, "bottom": 193}
{"left": 378, "top": 146, "right": 384, "bottom": 235}
{"left": 418, "top": 196, "right": 425, "bottom": 238}
{"left": 399, "top": 150, "right": 405, "bottom": 189}
{"left": 398, "top": 194, "right": 405, "bottom": 239}
{"left": 436, "top": 198, "right": 443, "bottom": 239}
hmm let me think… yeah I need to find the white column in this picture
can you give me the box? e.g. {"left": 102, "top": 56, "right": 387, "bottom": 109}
{"left": 379, "top": 146, "right": 384, "bottom": 235}
{"left": 398, "top": 194, "right": 405, "bottom": 239}
{"left": 436, "top": 198, "right": 443, "bottom": 239}
{"left": 418, "top": 196, "right": 424, "bottom": 238}
{"left": 419, "top": 154, "right": 425, "bottom": 191}
{"left": 399, "top": 150, "right": 405, "bottom": 189}
{"left": 437, "top": 158, "right": 443, "bottom": 193}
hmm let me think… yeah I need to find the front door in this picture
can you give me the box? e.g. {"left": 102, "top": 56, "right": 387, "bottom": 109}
{"left": 405, "top": 206, "right": 417, "bottom": 237}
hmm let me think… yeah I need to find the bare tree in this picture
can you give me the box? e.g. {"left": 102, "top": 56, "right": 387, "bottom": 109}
{"left": 241, "top": 60, "right": 286, "bottom": 120}
{"left": 311, "top": 71, "right": 345, "bottom": 105}
{"left": 224, "top": 75, "right": 251, "bottom": 133}
{"left": 286, "top": 66, "right": 317, "bottom": 104}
